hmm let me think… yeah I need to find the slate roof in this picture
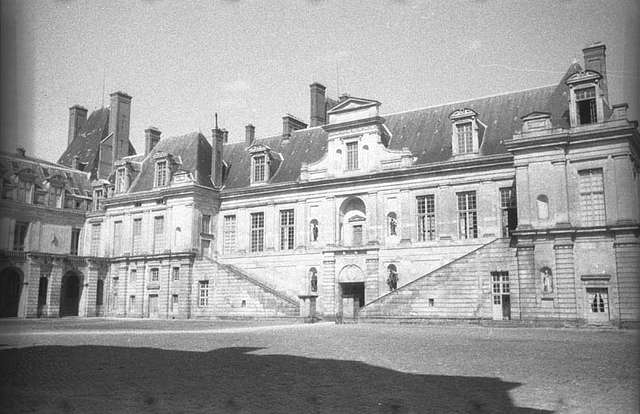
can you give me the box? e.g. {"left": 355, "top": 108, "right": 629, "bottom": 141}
{"left": 0, "top": 150, "right": 92, "bottom": 194}
{"left": 57, "top": 107, "right": 136, "bottom": 178}
{"left": 128, "top": 132, "right": 212, "bottom": 192}
{"left": 220, "top": 64, "right": 576, "bottom": 190}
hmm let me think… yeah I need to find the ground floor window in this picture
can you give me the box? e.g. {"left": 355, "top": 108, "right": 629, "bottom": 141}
{"left": 199, "top": 281, "right": 209, "bottom": 307}
{"left": 96, "top": 279, "right": 104, "bottom": 306}
{"left": 172, "top": 294, "right": 179, "bottom": 312}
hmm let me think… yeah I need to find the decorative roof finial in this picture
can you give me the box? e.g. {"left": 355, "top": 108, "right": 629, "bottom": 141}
{"left": 214, "top": 112, "right": 218, "bottom": 129}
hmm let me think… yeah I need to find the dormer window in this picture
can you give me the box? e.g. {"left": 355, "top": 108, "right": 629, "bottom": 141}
{"left": 115, "top": 167, "right": 126, "bottom": 194}
{"left": 93, "top": 188, "right": 104, "bottom": 211}
{"left": 346, "top": 142, "right": 359, "bottom": 171}
{"left": 449, "top": 108, "right": 482, "bottom": 157}
{"left": 155, "top": 160, "right": 168, "bottom": 187}
{"left": 456, "top": 122, "right": 473, "bottom": 154}
{"left": 252, "top": 155, "right": 266, "bottom": 183}
{"left": 575, "top": 87, "right": 597, "bottom": 125}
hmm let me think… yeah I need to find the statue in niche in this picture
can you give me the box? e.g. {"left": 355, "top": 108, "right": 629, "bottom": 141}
{"left": 387, "top": 265, "right": 398, "bottom": 291}
{"left": 310, "top": 220, "right": 319, "bottom": 242}
{"left": 309, "top": 268, "right": 318, "bottom": 293}
{"left": 389, "top": 216, "right": 397, "bottom": 236}
{"left": 541, "top": 267, "right": 553, "bottom": 294}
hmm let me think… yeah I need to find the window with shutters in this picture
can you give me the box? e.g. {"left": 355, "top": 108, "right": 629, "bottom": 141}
{"left": 417, "top": 195, "right": 436, "bottom": 241}
{"left": 252, "top": 155, "right": 266, "bottom": 183}
{"left": 90, "top": 223, "right": 101, "bottom": 256}
{"left": 579, "top": 168, "right": 605, "bottom": 226}
{"left": 132, "top": 218, "right": 142, "bottom": 255}
{"left": 250, "top": 212, "right": 264, "bottom": 253}
{"left": 113, "top": 221, "right": 123, "bottom": 256}
{"left": 457, "top": 191, "right": 478, "bottom": 239}
{"left": 70, "top": 228, "right": 81, "bottom": 255}
{"left": 223, "top": 215, "right": 236, "bottom": 254}
{"left": 153, "top": 216, "right": 164, "bottom": 253}
{"left": 280, "top": 209, "right": 295, "bottom": 250}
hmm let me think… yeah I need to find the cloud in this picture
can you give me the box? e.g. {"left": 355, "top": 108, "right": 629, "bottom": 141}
{"left": 220, "top": 79, "right": 251, "bottom": 92}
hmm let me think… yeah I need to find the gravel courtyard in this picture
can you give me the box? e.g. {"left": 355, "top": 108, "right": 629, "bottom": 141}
{"left": 0, "top": 319, "right": 637, "bottom": 413}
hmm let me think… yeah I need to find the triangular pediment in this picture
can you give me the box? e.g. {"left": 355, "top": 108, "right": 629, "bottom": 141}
{"left": 565, "top": 69, "right": 602, "bottom": 85}
{"left": 246, "top": 143, "right": 272, "bottom": 154}
{"left": 327, "top": 97, "right": 381, "bottom": 114}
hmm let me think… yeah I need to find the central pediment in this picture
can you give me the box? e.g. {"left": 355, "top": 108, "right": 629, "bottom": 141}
{"left": 327, "top": 96, "right": 381, "bottom": 125}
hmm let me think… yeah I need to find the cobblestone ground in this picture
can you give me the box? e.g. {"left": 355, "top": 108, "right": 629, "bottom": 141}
{"left": 0, "top": 319, "right": 638, "bottom": 413}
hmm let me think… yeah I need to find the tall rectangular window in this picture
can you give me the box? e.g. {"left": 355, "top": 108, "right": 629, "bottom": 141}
{"left": 171, "top": 294, "right": 179, "bottom": 312}
{"left": 457, "top": 191, "right": 478, "bottom": 239}
{"left": 70, "top": 228, "right": 81, "bottom": 255}
{"left": 280, "top": 209, "right": 295, "bottom": 250}
{"left": 115, "top": 168, "right": 126, "bottom": 193}
{"left": 96, "top": 279, "right": 104, "bottom": 306}
{"left": 129, "top": 269, "right": 137, "bottom": 283}
{"left": 499, "top": 187, "right": 517, "bottom": 237}
{"left": 576, "top": 87, "right": 597, "bottom": 125}
{"left": 132, "top": 218, "right": 142, "bottom": 255}
{"left": 13, "top": 221, "right": 29, "bottom": 251}
{"left": 201, "top": 214, "right": 211, "bottom": 234}
{"left": 346, "top": 142, "right": 358, "bottom": 170}
{"left": 17, "top": 180, "right": 30, "bottom": 203}
{"left": 153, "top": 216, "right": 164, "bottom": 253}
{"left": 93, "top": 188, "right": 103, "bottom": 211}
{"left": 417, "top": 195, "right": 436, "bottom": 241}
{"left": 172, "top": 267, "right": 180, "bottom": 281}
{"left": 456, "top": 122, "right": 473, "bottom": 154}
{"left": 253, "top": 156, "right": 266, "bottom": 183}
{"left": 579, "top": 168, "right": 605, "bottom": 226}
{"left": 223, "top": 215, "right": 237, "bottom": 254}
{"left": 250, "top": 212, "right": 264, "bottom": 253}
{"left": 90, "top": 223, "right": 101, "bottom": 256}
{"left": 155, "top": 160, "right": 168, "bottom": 187}
{"left": 198, "top": 281, "right": 209, "bottom": 307}
{"left": 113, "top": 221, "right": 123, "bottom": 256}
{"left": 129, "top": 295, "right": 136, "bottom": 313}
{"left": 151, "top": 268, "right": 159, "bottom": 282}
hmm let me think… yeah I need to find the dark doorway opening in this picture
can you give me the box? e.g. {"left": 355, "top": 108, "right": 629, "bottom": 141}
{"left": 0, "top": 268, "right": 22, "bottom": 317}
{"left": 37, "top": 277, "right": 48, "bottom": 317}
{"left": 60, "top": 272, "right": 81, "bottom": 317}
{"left": 340, "top": 282, "right": 365, "bottom": 320}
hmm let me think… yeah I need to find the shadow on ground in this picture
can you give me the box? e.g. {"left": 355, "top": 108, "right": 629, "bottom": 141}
{"left": 0, "top": 346, "right": 550, "bottom": 413}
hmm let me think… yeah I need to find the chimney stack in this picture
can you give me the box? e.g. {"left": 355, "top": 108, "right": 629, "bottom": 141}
{"left": 108, "top": 91, "right": 132, "bottom": 163}
{"left": 309, "top": 82, "right": 327, "bottom": 127}
{"left": 583, "top": 42, "right": 607, "bottom": 101}
{"left": 68, "top": 105, "right": 88, "bottom": 146}
{"left": 212, "top": 115, "right": 225, "bottom": 187}
{"left": 282, "top": 114, "right": 307, "bottom": 137}
{"left": 222, "top": 129, "right": 229, "bottom": 144}
{"left": 245, "top": 124, "right": 255, "bottom": 146}
{"left": 144, "top": 127, "right": 161, "bottom": 155}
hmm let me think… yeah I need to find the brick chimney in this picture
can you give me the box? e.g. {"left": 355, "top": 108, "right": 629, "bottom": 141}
{"left": 212, "top": 119, "right": 225, "bottom": 188}
{"left": 282, "top": 114, "right": 307, "bottom": 137}
{"left": 221, "top": 129, "right": 229, "bottom": 144}
{"left": 583, "top": 42, "right": 607, "bottom": 101}
{"left": 68, "top": 105, "right": 87, "bottom": 146}
{"left": 144, "top": 127, "right": 161, "bottom": 155}
{"left": 108, "top": 91, "right": 132, "bottom": 163}
{"left": 310, "top": 82, "right": 327, "bottom": 127}
{"left": 245, "top": 124, "right": 255, "bottom": 146}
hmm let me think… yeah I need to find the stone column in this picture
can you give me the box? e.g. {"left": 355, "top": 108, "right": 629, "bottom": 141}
{"left": 321, "top": 254, "right": 336, "bottom": 318}
{"left": 614, "top": 232, "right": 640, "bottom": 324}
{"left": 553, "top": 238, "right": 578, "bottom": 321}
{"left": 365, "top": 257, "right": 379, "bottom": 303}
{"left": 367, "top": 192, "right": 378, "bottom": 244}
{"left": 515, "top": 242, "right": 535, "bottom": 320}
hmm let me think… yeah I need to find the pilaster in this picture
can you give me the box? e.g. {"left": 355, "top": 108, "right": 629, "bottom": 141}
{"left": 553, "top": 238, "right": 578, "bottom": 319}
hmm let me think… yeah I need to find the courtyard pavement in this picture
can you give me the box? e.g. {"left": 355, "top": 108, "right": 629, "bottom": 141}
{"left": 0, "top": 319, "right": 637, "bottom": 413}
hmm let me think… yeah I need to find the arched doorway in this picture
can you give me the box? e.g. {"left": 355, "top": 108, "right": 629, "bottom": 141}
{"left": 0, "top": 267, "right": 23, "bottom": 317}
{"left": 339, "top": 197, "right": 367, "bottom": 246}
{"left": 337, "top": 264, "right": 366, "bottom": 321}
{"left": 60, "top": 271, "right": 82, "bottom": 317}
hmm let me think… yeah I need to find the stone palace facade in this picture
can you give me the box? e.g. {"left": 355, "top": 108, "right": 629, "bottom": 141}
{"left": 1, "top": 43, "right": 638, "bottom": 326}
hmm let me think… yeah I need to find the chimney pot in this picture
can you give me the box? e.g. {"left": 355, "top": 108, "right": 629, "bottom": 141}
{"left": 212, "top": 125, "right": 225, "bottom": 187}
{"left": 68, "top": 105, "right": 88, "bottom": 146}
{"left": 108, "top": 90, "right": 132, "bottom": 164}
{"left": 245, "top": 124, "right": 255, "bottom": 146}
{"left": 144, "top": 127, "right": 162, "bottom": 155}
{"left": 310, "top": 82, "right": 327, "bottom": 127}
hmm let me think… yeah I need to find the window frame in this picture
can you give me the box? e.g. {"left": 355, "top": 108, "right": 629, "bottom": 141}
{"left": 250, "top": 212, "right": 265, "bottom": 253}
{"left": 13, "top": 221, "right": 29, "bottom": 251}
{"left": 198, "top": 280, "right": 209, "bottom": 307}
{"left": 154, "top": 160, "right": 169, "bottom": 187}
{"left": 416, "top": 194, "right": 436, "bottom": 241}
{"left": 70, "top": 228, "right": 81, "bottom": 255}
{"left": 223, "top": 215, "right": 237, "bottom": 254}
{"left": 252, "top": 155, "right": 267, "bottom": 183}
{"left": 346, "top": 141, "right": 359, "bottom": 171}
{"left": 279, "top": 209, "right": 295, "bottom": 250}
{"left": 456, "top": 122, "right": 474, "bottom": 154}
{"left": 457, "top": 191, "right": 478, "bottom": 239}
{"left": 578, "top": 168, "right": 606, "bottom": 226}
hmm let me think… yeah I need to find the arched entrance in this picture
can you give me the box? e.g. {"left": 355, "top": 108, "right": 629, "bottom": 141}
{"left": 60, "top": 271, "right": 82, "bottom": 317}
{"left": 337, "top": 264, "right": 366, "bottom": 321}
{"left": 339, "top": 197, "right": 367, "bottom": 246}
{"left": 0, "top": 267, "right": 23, "bottom": 317}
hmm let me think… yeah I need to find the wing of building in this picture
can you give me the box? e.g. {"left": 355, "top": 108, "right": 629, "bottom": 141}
{"left": 1, "top": 43, "right": 639, "bottom": 326}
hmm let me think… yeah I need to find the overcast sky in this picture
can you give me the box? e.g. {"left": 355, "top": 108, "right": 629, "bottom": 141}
{"left": 1, "top": 0, "right": 639, "bottom": 162}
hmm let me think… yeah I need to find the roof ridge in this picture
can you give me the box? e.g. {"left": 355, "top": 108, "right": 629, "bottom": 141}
{"left": 382, "top": 83, "right": 559, "bottom": 118}
{"left": 0, "top": 151, "right": 90, "bottom": 174}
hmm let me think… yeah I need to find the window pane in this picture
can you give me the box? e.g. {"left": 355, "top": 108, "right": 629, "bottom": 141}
{"left": 223, "top": 215, "right": 236, "bottom": 254}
